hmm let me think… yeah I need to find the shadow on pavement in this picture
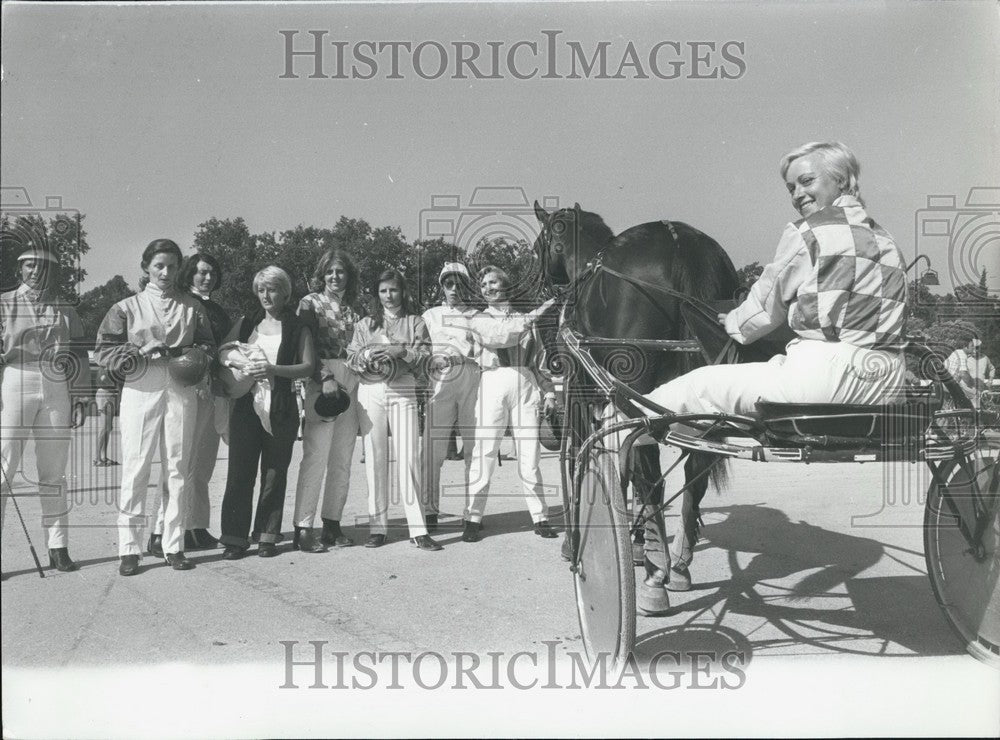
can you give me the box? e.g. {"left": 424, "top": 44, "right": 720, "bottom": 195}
{"left": 636, "top": 504, "right": 965, "bottom": 660}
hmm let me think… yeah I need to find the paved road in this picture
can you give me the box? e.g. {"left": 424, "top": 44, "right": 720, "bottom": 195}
{"left": 2, "top": 419, "right": 998, "bottom": 737}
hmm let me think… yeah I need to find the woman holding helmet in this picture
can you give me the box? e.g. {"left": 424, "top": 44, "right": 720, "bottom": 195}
{"left": 95, "top": 239, "right": 215, "bottom": 576}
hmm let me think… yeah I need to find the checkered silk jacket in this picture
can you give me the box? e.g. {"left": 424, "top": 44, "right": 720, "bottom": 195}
{"left": 725, "top": 195, "right": 908, "bottom": 350}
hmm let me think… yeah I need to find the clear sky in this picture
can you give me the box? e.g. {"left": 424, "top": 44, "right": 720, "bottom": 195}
{"left": 2, "top": 1, "right": 997, "bottom": 293}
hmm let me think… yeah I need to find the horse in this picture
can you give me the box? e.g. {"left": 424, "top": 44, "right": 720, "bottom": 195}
{"left": 532, "top": 201, "right": 740, "bottom": 611}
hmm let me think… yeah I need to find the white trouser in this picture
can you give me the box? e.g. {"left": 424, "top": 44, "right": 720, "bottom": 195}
{"left": 646, "top": 338, "right": 906, "bottom": 416}
{"left": 293, "top": 359, "right": 360, "bottom": 528}
{"left": 1, "top": 366, "right": 72, "bottom": 549}
{"left": 422, "top": 362, "right": 480, "bottom": 516}
{"left": 118, "top": 362, "right": 196, "bottom": 557}
{"left": 356, "top": 381, "right": 427, "bottom": 537}
{"left": 153, "top": 382, "right": 222, "bottom": 534}
{"left": 465, "top": 366, "right": 548, "bottom": 524}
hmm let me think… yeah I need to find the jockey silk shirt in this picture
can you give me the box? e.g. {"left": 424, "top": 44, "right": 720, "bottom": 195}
{"left": 725, "top": 195, "right": 908, "bottom": 349}
{"left": 0, "top": 283, "right": 86, "bottom": 370}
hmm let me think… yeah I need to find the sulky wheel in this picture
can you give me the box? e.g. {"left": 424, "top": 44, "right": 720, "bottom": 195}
{"left": 924, "top": 454, "right": 1000, "bottom": 667}
{"left": 571, "top": 447, "right": 636, "bottom": 670}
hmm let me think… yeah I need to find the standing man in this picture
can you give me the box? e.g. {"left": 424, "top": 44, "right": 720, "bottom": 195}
{"left": 421, "top": 262, "right": 479, "bottom": 531}
{"left": 1, "top": 247, "right": 89, "bottom": 571}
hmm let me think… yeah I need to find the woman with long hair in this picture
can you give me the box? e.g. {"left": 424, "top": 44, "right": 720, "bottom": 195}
{"left": 291, "top": 249, "right": 364, "bottom": 552}
{"left": 347, "top": 269, "right": 441, "bottom": 551}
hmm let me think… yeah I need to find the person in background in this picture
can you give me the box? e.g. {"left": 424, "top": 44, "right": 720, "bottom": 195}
{"left": 93, "top": 367, "right": 122, "bottom": 467}
{"left": 420, "top": 261, "right": 480, "bottom": 531}
{"left": 218, "top": 266, "right": 316, "bottom": 559}
{"left": 1, "top": 246, "right": 90, "bottom": 572}
{"left": 461, "top": 265, "right": 559, "bottom": 543}
{"left": 291, "top": 249, "right": 363, "bottom": 552}
{"left": 347, "top": 269, "right": 441, "bottom": 552}
{"left": 946, "top": 335, "right": 994, "bottom": 406}
{"left": 95, "top": 239, "right": 215, "bottom": 576}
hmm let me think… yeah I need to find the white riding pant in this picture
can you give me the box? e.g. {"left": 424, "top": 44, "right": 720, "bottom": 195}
{"left": 1, "top": 366, "right": 72, "bottom": 549}
{"left": 293, "top": 360, "right": 360, "bottom": 528}
{"left": 465, "top": 366, "right": 548, "bottom": 524}
{"left": 153, "top": 381, "right": 223, "bottom": 534}
{"left": 118, "top": 362, "right": 196, "bottom": 557}
{"left": 356, "top": 381, "right": 427, "bottom": 537}
{"left": 422, "top": 362, "right": 480, "bottom": 516}
{"left": 646, "top": 339, "right": 906, "bottom": 416}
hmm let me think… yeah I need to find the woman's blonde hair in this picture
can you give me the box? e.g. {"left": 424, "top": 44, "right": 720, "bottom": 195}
{"left": 252, "top": 265, "right": 292, "bottom": 303}
{"left": 779, "top": 141, "right": 862, "bottom": 202}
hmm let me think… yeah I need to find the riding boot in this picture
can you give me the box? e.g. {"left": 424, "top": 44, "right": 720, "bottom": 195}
{"left": 321, "top": 518, "right": 353, "bottom": 548}
{"left": 636, "top": 556, "right": 671, "bottom": 616}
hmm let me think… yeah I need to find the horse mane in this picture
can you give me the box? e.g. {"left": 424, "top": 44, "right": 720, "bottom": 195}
{"left": 575, "top": 209, "right": 615, "bottom": 247}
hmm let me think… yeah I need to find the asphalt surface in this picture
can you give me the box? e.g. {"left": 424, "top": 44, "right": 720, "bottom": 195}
{"left": 2, "top": 417, "right": 998, "bottom": 737}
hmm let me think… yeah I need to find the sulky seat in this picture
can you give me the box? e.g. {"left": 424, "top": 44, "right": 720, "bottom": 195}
{"left": 755, "top": 391, "right": 942, "bottom": 448}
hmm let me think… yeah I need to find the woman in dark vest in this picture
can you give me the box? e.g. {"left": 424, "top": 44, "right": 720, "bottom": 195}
{"left": 217, "top": 266, "right": 316, "bottom": 559}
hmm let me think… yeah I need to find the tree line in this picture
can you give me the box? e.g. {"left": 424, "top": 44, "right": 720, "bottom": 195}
{"left": 2, "top": 212, "right": 997, "bottom": 363}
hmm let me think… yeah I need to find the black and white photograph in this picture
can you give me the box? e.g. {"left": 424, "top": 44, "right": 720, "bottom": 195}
{"left": 1, "top": 1, "right": 998, "bottom": 737}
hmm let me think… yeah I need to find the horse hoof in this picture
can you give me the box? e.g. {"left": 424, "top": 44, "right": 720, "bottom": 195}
{"left": 636, "top": 580, "right": 671, "bottom": 616}
{"left": 666, "top": 565, "right": 692, "bottom": 592}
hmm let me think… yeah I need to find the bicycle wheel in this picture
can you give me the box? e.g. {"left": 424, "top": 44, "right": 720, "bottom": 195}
{"left": 924, "top": 455, "right": 1000, "bottom": 667}
{"left": 572, "top": 448, "right": 636, "bottom": 670}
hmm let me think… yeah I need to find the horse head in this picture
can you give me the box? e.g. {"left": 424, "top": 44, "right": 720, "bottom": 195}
{"left": 533, "top": 201, "right": 615, "bottom": 288}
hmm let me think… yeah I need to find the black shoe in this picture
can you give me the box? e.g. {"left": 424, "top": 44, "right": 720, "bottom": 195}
{"left": 222, "top": 545, "right": 247, "bottom": 560}
{"left": 533, "top": 521, "right": 558, "bottom": 539}
{"left": 364, "top": 533, "right": 386, "bottom": 548}
{"left": 165, "top": 552, "right": 195, "bottom": 570}
{"left": 147, "top": 534, "right": 163, "bottom": 559}
{"left": 186, "top": 529, "right": 220, "bottom": 550}
{"left": 321, "top": 519, "right": 354, "bottom": 548}
{"left": 293, "top": 527, "right": 326, "bottom": 553}
{"left": 257, "top": 542, "right": 278, "bottom": 558}
{"left": 410, "top": 534, "right": 443, "bottom": 551}
{"left": 119, "top": 555, "right": 140, "bottom": 576}
{"left": 425, "top": 513, "right": 438, "bottom": 533}
{"left": 48, "top": 547, "right": 79, "bottom": 572}
{"left": 461, "top": 521, "right": 481, "bottom": 543}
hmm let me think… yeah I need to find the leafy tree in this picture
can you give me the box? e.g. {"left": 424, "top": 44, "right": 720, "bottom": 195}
{"left": 736, "top": 261, "right": 763, "bottom": 290}
{"left": 77, "top": 275, "right": 135, "bottom": 340}
{"left": 192, "top": 217, "right": 279, "bottom": 319}
{"left": 466, "top": 236, "right": 542, "bottom": 308}
{"left": 1, "top": 213, "right": 90, "bottom": 302}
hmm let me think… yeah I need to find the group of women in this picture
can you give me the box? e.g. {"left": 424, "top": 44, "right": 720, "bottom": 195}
{"left": 1, "top": 238, "right": 559, "bottom": 577}
{"left": 3, "top": 141, "right": 927, "bottom": 596}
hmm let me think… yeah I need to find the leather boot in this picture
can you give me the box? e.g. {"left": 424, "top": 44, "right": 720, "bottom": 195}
{"left": 636, "top": 556, "right": 671, "bottom": 616}
{"left": 48, "top": 548, "right": 79, "bottom": 572}
{"left": 321, "top": 519, "right": 353, "bottom": 548}
{"left": 119, "top": 555, "right": 140, "bottom": 576}
{"left": 147, "top": 534, "right": 163, "bottom": 559}
{"left": 461, "top": 520, "right": 481, "bottom": 543}
{"left": 294, "top": 527, "right": 326, "bottom": 553}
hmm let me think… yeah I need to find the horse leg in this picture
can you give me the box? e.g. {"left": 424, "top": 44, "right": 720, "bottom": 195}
{"left": 665, "top": 451, "right": 715, "bottom": 591}
{"left": 634, "top": 444, "right": 673, "bottom": 615}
